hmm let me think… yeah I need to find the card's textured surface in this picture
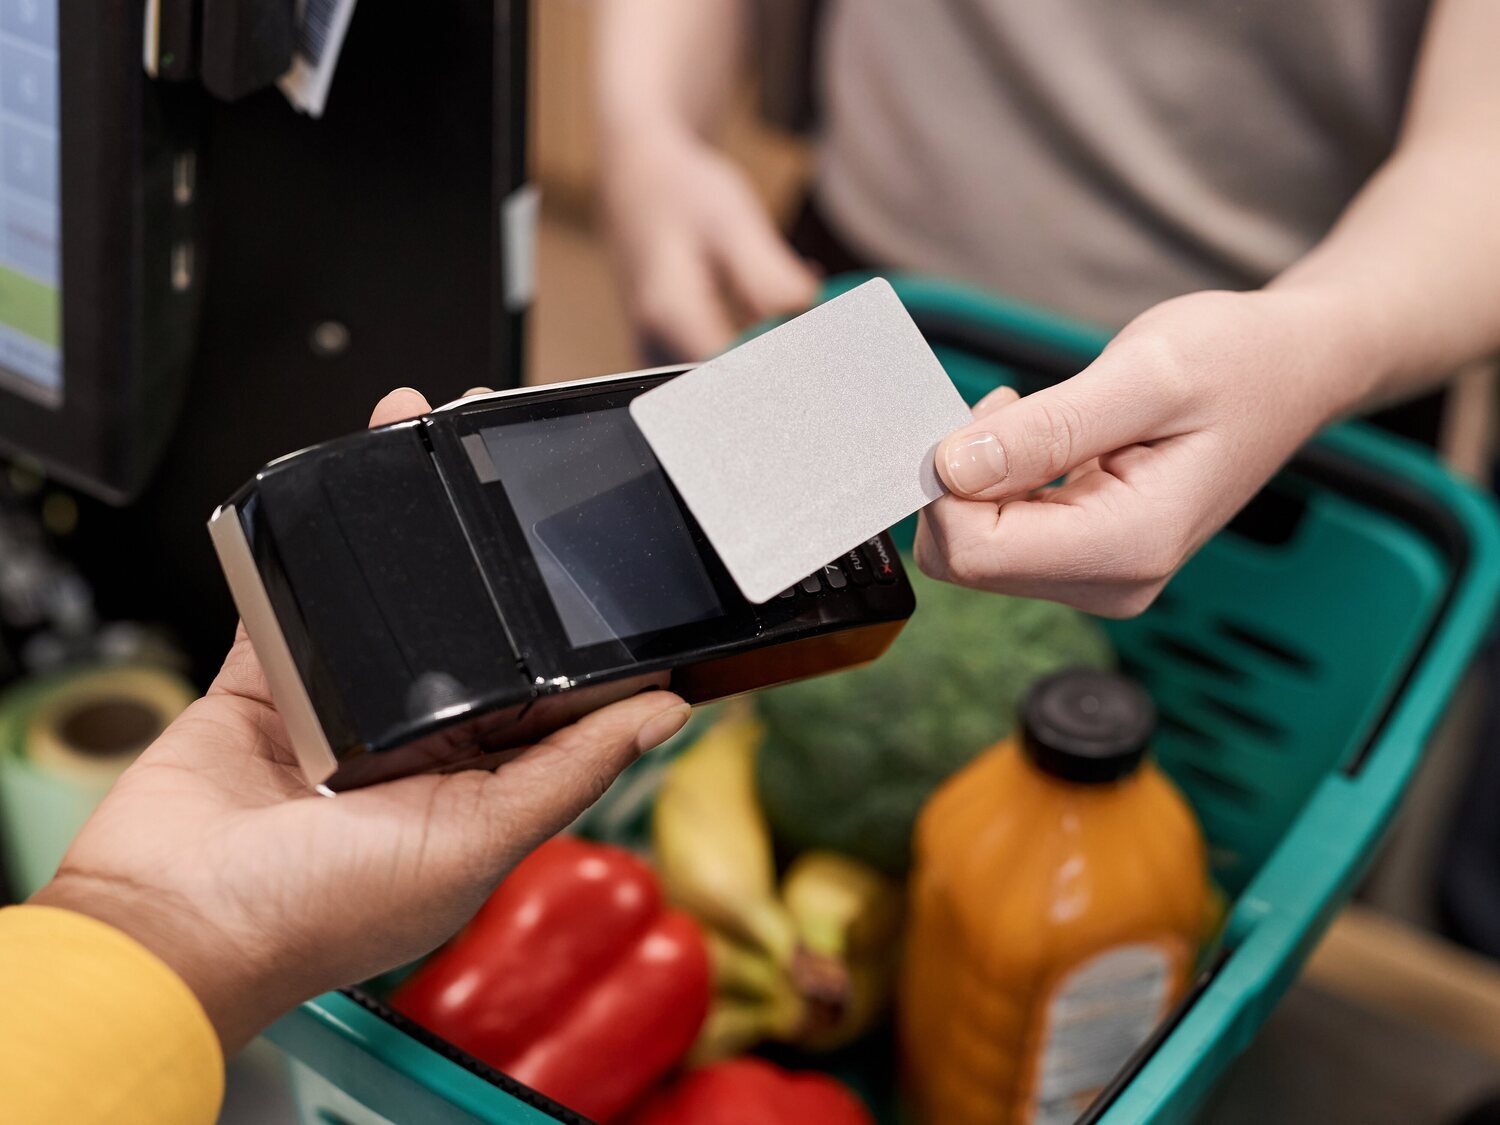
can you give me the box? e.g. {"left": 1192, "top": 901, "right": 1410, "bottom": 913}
{"left": 630, "top": 278, "right": 972, "bottom": 603}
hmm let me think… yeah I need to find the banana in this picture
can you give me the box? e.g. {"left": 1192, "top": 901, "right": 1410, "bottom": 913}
{"left": 781, "top": 850, "right": 905, "bottom": 1051}
{"left": 798, "top": 943, "right": 900, "bottom": 1052}
{"left": 696, "top": 929, "right": 824, "bottom": 1063}
{"left": 705, "top": 928, "right": 785, "bottom": 1001}
{"left": 653, "top": 704, "right": 798, "bottom": 964}
{"left": 689, "top": 983, "right": 808, "bottom": 1065}
{"left": 783, "top": 850, "right": 904, "bottom": 961}
{"left": 655, "top": 721, "right": 907, "bottom": 1056}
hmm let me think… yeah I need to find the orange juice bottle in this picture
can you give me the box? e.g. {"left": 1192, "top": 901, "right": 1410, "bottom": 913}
{"left": 900, "top": 670, "right": 1208, "bottom": 1125}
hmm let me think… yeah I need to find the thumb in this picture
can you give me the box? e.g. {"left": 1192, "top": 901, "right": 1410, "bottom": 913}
{"left": 935, "top": 369, "right": 1176, "bottom": 501}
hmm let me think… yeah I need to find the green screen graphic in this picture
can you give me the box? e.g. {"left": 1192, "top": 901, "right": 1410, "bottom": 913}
{"left": 0, "top": 0, "right": 61, "bottom": 407}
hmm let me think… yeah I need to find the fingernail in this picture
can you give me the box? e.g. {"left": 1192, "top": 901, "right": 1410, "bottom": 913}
{"left": 636, "top": 704, "right": 691, "bottom": 755}
{"left": 943, "top": 432, "right": 1008, "bottom": 495}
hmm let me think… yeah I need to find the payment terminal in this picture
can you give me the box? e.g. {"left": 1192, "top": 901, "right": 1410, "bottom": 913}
{"left": 209, "top": 370, "right": 915, "bottom": 790}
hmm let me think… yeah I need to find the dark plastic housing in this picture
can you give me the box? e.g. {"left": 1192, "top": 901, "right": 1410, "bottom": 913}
{"left": 212, "top": 371, "right": 914, "bottom": 789}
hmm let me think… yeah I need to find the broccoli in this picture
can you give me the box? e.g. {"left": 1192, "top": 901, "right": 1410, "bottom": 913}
{"left": 755, "top": 567, "right": 1114, "bottom": 874}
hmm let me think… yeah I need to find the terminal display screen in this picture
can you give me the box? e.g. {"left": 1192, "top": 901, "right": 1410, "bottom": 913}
{"left": 480, "top": 407, "right": 726, "bottom": 649}
{"left": 0, "top": 0, "right": 59, "bottom": 407}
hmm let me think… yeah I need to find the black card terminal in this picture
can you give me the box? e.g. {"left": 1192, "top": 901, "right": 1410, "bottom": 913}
{"left": 208, "top": 369, "right": 914, "bottom": 789}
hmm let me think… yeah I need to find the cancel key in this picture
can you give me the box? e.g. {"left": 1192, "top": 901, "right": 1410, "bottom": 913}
{"left": 864, "top": 537, "right": 898, "bottom": 584}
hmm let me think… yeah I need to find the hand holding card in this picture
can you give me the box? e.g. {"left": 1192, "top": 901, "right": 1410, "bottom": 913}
{"left": 630, "top": 279, "right": 971, "bottom": 603}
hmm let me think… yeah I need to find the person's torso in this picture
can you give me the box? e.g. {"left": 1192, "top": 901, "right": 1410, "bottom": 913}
{"left": 814, "top": 0, "right": 1430, "bottom": 327}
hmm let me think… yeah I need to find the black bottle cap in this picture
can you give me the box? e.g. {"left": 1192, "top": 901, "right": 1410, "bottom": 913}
{"left": 1021, "top": 670, "right": 1156, "bottom": 784}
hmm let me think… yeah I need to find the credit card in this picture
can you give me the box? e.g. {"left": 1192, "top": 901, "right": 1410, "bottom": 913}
{"left": 630, "top": 278, "right": 971, "bottom": 603}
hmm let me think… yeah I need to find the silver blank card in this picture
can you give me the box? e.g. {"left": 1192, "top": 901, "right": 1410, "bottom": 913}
{"left": 629, "top": 278, "right": 971, "bottom": 604}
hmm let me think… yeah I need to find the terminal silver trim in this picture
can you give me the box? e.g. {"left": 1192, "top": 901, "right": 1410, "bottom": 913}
{"left": 208, "top": 504, "right": 339, "bottom": 786}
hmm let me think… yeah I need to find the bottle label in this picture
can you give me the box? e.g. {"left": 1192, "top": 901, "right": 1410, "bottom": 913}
{"left": 1030, "top": 943, "right": 1174, "bottom": 1125}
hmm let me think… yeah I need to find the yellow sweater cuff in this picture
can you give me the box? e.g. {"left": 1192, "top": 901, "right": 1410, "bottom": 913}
{"left": 0, "top": 904, "right": 224, "bottom": 1125}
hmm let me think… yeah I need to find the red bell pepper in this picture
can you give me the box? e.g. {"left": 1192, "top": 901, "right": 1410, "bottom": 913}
{"left": 392, "top": 835, "right": 711, "bottom": 1124}
{"left": 625, "top": 1058, "right": 874, "bottom": 1125}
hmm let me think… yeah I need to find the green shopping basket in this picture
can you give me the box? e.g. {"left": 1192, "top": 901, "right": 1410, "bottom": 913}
{"left": 268, "top": 275, "right": 1500, "bottom": 1125}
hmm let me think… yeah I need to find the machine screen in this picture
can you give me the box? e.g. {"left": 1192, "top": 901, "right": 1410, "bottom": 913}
{"left": 480, "top": 406, "right": 726, "bottom": 649}
{"left": 0, "top": 0, "right": 59, "bottom": 407}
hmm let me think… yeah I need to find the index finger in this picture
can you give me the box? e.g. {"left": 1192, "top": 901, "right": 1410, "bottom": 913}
{"left": 923, "top": 491, "right": 1122, "bottom": 588}
{"left": 918, "top": 483, "right": 1170, "bottom": 617}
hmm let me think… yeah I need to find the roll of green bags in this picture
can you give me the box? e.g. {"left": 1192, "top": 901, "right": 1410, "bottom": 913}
{"left": 0, "top": 664, "right": 196, "bottom": 899}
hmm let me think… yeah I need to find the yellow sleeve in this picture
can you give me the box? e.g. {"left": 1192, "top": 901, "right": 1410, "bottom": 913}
{"left": 0, "top": 904, "right": 224, "bottom": 1125}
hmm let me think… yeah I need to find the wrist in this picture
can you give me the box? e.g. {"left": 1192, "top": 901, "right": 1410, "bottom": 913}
{"left": 1247, "top": 285, "right": 1386, "bottom": 425}
{"left": 1261, "top": 280, "right": 1390, "bottom": 420}
{"left": 596, "top": 108, "right": 704, "bottom": 177}
{"left": 31, "top": 871, "right": 286, "bottom": 1054}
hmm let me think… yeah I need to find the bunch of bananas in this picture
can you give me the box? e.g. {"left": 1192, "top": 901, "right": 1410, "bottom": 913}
{"left": 652, "top": 705, "right": 903, "bottom": 1062}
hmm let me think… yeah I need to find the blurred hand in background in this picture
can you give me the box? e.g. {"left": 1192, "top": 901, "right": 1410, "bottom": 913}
{"left": 595, "top": 0, "right": 816, "bottom": 361}
{"left": 599, "top": 127, "right": 818, "bottom": 361}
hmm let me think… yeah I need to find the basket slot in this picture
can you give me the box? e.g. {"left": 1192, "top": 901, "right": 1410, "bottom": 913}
{"left": 1195, "top": 694, "right": 1288, "bottom": 744}
{"left": 1121, "top": 659, "right": 1246, "bottom": 745}
{"left": 1170, "top": 760, "right": 1260, "bottom": 807}
{"left": 1153, "top": 706, "right": 1217, "bottom": 748}
{"left": 1126, "top": 654, "right": 1292, "bottom": 750}
{"left": 1148, "top": 633, "right": 1247, "bottom": 684}
{"left": 1116, "top": 643, "right": 1307, "bottom": 889}
{"left": 1215, "top": 620, "right": 1317, "bottom": 674}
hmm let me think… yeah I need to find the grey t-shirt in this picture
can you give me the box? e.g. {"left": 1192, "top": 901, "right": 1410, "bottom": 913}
{"left": 815, "top": 0, "right": 1429, "bottom": 328}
